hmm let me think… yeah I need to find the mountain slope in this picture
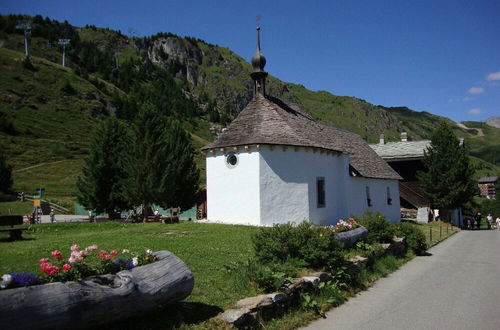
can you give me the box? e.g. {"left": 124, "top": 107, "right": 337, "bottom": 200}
{"left": 0, "top": 14, "right": 498, "bottom": 201}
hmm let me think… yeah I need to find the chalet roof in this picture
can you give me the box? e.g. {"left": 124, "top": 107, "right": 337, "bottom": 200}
{"left": 478, "top": 176, "right": 498, "bottom": 183}
{"left": 370, "top": 140, "right": 432, "bottom": 161}
{"left": 202, "top": 94, "right": 401, "bottom": 180}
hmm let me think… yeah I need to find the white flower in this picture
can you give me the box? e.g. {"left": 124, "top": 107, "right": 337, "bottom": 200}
{"left": 132, "top": 257, "right": 139, "bottom": 266}
{"left": 0, "top": 274, "right": 12, "bottom": 289}
{"left": 146, "top": 249, "right": 152, "bottom": 254}
{"left": 122, "top": 249, "right": 130, "bottom": 254}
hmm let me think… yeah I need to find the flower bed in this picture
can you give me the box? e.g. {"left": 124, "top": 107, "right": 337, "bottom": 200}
{"left": 329, "top": 217, "right": 360, "bottom": 233}
{"left": 1, "top": 244, "right": 158, "bottom": 290}
{"left": 330, "top": 218, "right": 368, "bottom": 248}
{"left": 0, "top": 249, "right": 194, "bottom": 329}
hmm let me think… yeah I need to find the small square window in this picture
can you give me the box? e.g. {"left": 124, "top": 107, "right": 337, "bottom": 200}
{"left": 317, "top": 177, "right": 325, "bottom": 208}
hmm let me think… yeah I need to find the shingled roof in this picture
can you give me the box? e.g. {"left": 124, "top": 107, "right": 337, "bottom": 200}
{"left": 202, "top": 94, "right": 401, "bottom": 180}
{"left": 370, "top": 140, "right": 432, "bottom": 161}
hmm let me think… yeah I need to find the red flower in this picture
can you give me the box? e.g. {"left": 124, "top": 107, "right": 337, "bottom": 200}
{"left": 39, "top": 258, "right": 49, "bottom": 264}
{"left": 62, "top": 264, "right": 72, "bottom": 271}
{"left": 99, "top": 250, "right": 108, "bottom": 260}
{"left": 110, "top": 250, "right": 118, "bottom": 257}
{"left": 51, "top": 250, "right": 62, "bottom": 261}
{"left": 40, "top": 262, "right": 59, "bottom": 275}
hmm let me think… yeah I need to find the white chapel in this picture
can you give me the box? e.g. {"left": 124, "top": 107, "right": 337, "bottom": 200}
{"left": 202, "top": 28, "right": 402, "bottom": 226}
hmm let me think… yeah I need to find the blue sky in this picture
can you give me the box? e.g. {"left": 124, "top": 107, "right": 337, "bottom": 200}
{"left": 2, "top": 0, "right": 499, "bottom": 122}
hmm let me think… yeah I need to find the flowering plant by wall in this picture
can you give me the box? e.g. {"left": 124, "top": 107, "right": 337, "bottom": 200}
{"left": 329, "top": 218, "right": 360, "bottom": 233}
{"left": 0, "top": 245, "right": 158, "bottom": 290}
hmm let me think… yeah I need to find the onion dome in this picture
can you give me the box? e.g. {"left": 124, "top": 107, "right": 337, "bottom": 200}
{"left": 251, "top": 27, "right": 266, "bottom": 72}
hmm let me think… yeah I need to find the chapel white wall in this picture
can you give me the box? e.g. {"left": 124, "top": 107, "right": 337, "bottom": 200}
{"left": 258, "top": 147, "right": 349, "bottom": 226}
{"left": 206, "top": 149, "right": 261, "bottom": 225}
{"left": 347, "top": 177, "right": 401, "bottom": 223}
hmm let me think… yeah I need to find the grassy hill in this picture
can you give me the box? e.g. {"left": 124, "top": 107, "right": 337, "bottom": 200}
{"left": 0, "top": 14, "right": 498, "bottom": 203}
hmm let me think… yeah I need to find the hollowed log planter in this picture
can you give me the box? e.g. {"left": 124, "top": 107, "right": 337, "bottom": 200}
{"left": 0, "top": 251, "right": 194, "bottom": 329}
{"left": 334, "top": 226, "right": 368, "bottom": 248}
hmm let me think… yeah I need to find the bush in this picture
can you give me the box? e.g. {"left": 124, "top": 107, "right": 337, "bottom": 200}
{"left": 252, "top": 222, "right": 342, "bottom": 269}
{"left": 61, "top": 80, "right": 77, "bottom": 95}
{"left": 394, "top": 222, "right": 427, "bottom": 255}
{"left": 357, "top": 212, "right": 395, "bottom": 243}
{"left": 22, "top": 56, "right": 37, "bottom": 71}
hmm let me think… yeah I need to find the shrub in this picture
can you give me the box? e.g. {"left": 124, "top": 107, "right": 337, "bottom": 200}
{"left": 61, "top": 79, "right": 77, "bottom": 95}
{"left": 22, "top": 56, "right": 37, "bottom": 71}
{"left": 252, "top": 222, "right": 342, "bottom": 269}
{"left": 357, "top": 212, "right": 395, "bottom": 243}
{"left": 394, "top": 222, "right": 427, "bottom": 255}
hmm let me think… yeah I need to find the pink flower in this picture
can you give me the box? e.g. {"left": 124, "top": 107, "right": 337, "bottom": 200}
{"left": 68, "top": 256, "right": 76, "bottom": 263}
{"left": 86, "top": 245, "right": 98, "bottom": 251}
{"left": 39, "top": 258, "right": 49, "bottom": 264}
{"left": 51, "top": 250, "right": 62, "bottom": 261}
{"left": 62, "top": 264, "right": 71, "bottom": 271}
{"left": 70, "top": 244, "right": 80, "bottom": 252}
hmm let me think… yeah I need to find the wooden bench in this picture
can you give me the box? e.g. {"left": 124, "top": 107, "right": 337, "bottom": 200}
{"left": 0, "top": 215, "right": 27, "bottom": 240}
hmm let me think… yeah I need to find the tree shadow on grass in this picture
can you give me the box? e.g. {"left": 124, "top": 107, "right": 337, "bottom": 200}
{"left": 101, "top": 301, "right": 224, "bottom": 330}
{"left": 0, "top": 236, "right": 35, "bottom": 243}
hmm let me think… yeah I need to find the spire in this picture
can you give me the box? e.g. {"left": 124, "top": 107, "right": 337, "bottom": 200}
{"left": 250, "top": 26, "right": 268, "bottom": 96}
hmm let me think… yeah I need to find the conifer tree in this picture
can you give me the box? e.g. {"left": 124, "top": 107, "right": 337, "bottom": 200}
{"left": 76, "top": 117, "right": 131, "bottom": 214}
{"left": 418, "top": 122, "right": 477, "bottom": 210}
{"left": 0, "top": 153, "right": 13, "bottom": 193}
{"left": 125, "top": 103, "right": 199, "bottom": 221}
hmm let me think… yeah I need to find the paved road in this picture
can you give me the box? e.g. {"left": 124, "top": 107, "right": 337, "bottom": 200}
{"left": 304, "top": 229, "right": 500, "bottom": 330}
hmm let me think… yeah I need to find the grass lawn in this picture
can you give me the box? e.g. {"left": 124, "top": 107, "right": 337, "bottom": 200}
{"left": 0, "top": 219, "right": 454, "bottom": 329}
{"left": 0, "top": 221, "right": 260, "bottom": 328}
{"left": 0, "top": 201, "right": 33, "bottom": 215}
{"left": 412, "top": 221, "right": 458, "bottom": 246}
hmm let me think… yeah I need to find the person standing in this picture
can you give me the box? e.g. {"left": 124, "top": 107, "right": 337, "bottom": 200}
{"left": 475, "top": 212, "right": 482, "bottom": 230}
{"left": 486, "top": 214, "right": 493, "bottom": 229}
{"left": 50, "top": 208, "right": 56, "bottom": 223}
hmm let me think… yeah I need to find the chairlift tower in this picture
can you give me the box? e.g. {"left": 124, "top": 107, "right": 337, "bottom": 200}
{"left": 58, "top": 39, "right": 71, "bottom": 67}
{"left": 114, "top": 51, "right": 122, "bottom": 69}
{"left": 15, "top": 21, "right": 32, "bottom": 57}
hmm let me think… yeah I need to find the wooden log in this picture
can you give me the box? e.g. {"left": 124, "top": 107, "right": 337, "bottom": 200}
{"left": 0, "top": 251, "right": 194, "bottom": 329}
{"left": 334, "top": 226, "right": 368, "bottom": 248}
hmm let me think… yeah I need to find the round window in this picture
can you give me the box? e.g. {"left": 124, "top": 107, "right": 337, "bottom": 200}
{"left": 225, "top": 152, "right": 238, "bottom": 168}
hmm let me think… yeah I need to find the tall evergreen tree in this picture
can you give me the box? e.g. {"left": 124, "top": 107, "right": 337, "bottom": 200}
{"left": 418, "top": 122, "right": 477, "bottom": 210}
{"left": 125, "top": 103, "right": 199, "bottom": 221}
{"left": 76, "top": 117, "right": 131, "bottom": 214}
{"left": 0, "top": 153, "right": 13, "bottom": 193}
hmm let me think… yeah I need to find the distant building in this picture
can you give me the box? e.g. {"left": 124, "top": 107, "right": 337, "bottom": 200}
{"left": 370, "top": 134, "right": 432, "bottom": 222}
{"left": 201, "top": 28, "right": 402, "bottom": 226}
{"left": 478, "top": 177, "right": 497, "bottom": 199}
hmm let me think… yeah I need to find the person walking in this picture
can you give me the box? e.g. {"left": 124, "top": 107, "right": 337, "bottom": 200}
{"left": 496, "top": 217, "right": 500, "bottom": 230}
{"left": 476, "top": 212, "right": 482, "bottom": 229}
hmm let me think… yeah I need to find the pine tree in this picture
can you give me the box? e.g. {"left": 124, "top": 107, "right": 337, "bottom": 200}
{"left": 0, "top": 153, "right": 13, "bottom": 193}
{"left": 418, "top": 122, "right": 477, "bottom": 210}
{"left": 125, "top": 103, "right": 199, "bottom": 221}
{"left": 76, "top": 117, "right": 131, "bottom": 214}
